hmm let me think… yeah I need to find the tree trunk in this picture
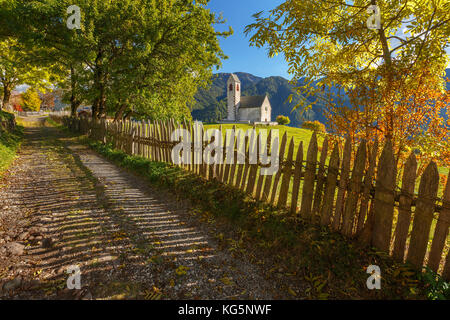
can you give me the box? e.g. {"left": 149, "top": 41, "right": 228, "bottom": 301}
{"left": 114, "top": 103, "right": 128, "bottom": 122}
{"left": 92, "top": 48, "right": 106, "bottom": 120}
{"left": 2, "top": 85, "right": 12, "bottom": 111}
{"left": 70, "top": 66, "right": 81, "bottom": 117}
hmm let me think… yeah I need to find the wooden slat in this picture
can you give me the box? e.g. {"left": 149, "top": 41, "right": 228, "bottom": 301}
{"left": 290, "top": 142, "right": 304, "bottom": 214}
{"left": 332, "top": 136, "right": 351, "bottom": 230}
{"left": 223, "top": 126, "right": 235, "bottom": 184}
{"left": 277, "top": 137, "right": 295, "bottom": 208}
{"left": 428, "top": 170, "right": 450, "bottom": 272}
{"left": 189, "top": 121, "right": 194, "bottom": 171}
{"left": 300, "top": 132, "right": 318, "bottom": 220}
{"left": 157, "top": 121, "right": 164, "bottom": 162}
{"left": 261, "top": 130, "right": 275, "bottom": 202}
{"left": 443, "top": 250, "right": 450, "bottom": 281}
{"left": 342, "top": 140, "right": 367, "bottom": 236}
{"left": 246, "top": 131, "right": 259, "bottom": 195}
{"left": 167, "top": 120, "right": 173, "bottom": 164}
{"left": 228, "top": 128, "right": 238, "bottom": 185}
{"left": 371, "top": 139, "right": 396, "bottom": 252}
{"left": 254, "top": 130, "right": 269, "bottom": 200}
{"left": 194, "top": 122, "right": 201, "bottom": 174}
{"left": 356, "top": 140, "right": 378, "bottom": 234}
{"left": 392, "top": 153, "right": 417, "bottom": 261}
{"left": 219, "top": 129, "right": 227, "bottom": 182}
{"left": 406, "top": 161, "right": 440, "bottom": 268}
{"left": 320, "top": 144, "right": 340, "bottom": 226}
{"left": 269, "top": 132, "right": 288, "bottom": 205}
{"left": 235, "top": 132, "right": 246, "bottom": 189}
{"left": 240, "top": 134, "right": 252, "bottom": 191}
{"left": 312, "top": 136, "right": 328, "bottom": 220}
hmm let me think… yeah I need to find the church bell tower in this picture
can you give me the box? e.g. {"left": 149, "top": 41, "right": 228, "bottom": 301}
{"left": 227, "top": 74, "right": 241, "bottom": 121}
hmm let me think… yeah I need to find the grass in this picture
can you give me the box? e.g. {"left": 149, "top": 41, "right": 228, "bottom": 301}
{"left": 0, "top": 111, "right": 23, "bottom": 176}
{"left": 82, "top": 137, "right": 446, "bottom": 299}
{"left": 204, "top": 124, "right": 326, "bottom": 160}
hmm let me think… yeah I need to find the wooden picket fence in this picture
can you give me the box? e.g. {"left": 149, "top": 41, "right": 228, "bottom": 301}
{"left": 63, "top": 116, "right": 450, "bottom": 280}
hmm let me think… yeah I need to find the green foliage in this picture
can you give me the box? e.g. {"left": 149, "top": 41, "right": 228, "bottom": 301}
{"left": 245, "top": 0, "right": 450, "bottom": 125}
{"left": 301, "top": 120, "right": 326, "bottom": 133}
{"left": 276, "top": 115, "right": 290, "bottom": 125}
{"left": 0, "top": 124, "right": 23, "bottom": 175}
{"left": 0, "top": 38, "right": 56, "bottom": 110}
{"left": 4, "top": 0, "right": 231, "bottom": 120}
{"left": 21, "top": 88, "right": 41, "bottom": 111}
{"left": 420, "top": 267, "right": 450, "bottom": 300}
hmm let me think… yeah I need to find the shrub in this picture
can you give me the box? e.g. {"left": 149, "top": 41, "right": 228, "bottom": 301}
{"left": 276, "top": 115, "right": 290, "bottom": 125}
{"left": 301, "top": 120, "right": 326, "bottom": 133}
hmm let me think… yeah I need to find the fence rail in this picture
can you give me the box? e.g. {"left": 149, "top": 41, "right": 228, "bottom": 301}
{"left": 62, "top": 116, "right": 450, "bottom": 280}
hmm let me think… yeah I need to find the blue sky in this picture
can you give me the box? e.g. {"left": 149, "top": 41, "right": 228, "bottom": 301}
{"left": 207, "top": 0, "right": 291, "bottom": 79}
{"left": 207, "top": 0, "right": 450, "bottom": 79}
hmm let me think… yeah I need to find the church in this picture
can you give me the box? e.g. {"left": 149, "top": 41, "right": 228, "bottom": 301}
{"left": 220, "top": 74, "right": 275, "bottom": 124}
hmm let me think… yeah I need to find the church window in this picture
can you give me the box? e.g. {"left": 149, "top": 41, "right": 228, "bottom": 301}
{"left": 236, "top": 84, "right": 239, "bottom": 91}
{"left": 229, "top": 84, "right": 233, "bottom": 91}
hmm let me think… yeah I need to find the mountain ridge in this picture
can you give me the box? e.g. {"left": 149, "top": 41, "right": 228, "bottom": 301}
{"left": 191, "top": 69, "right": 450, "bottom": 126}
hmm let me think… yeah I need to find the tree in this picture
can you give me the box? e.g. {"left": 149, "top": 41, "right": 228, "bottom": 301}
{"left": 4, "top": 0, "right": 231, "bottom": 120}
{"left": 22, "top": 88, "right": 41, "bottom": 111}
{"left": 40, "top": 91, "right": 55, "bottom": 110}
{"left": 276, "top": 115, "right": 290, "bottom": 125}
{"left": 0, "top": 38, "right": 56, "bottom": 111}
{"left": 245, "top": 0, "right": 450, "bottom": 168}
{"left": 301, "top": 120, "right": 326, "bottom": 133}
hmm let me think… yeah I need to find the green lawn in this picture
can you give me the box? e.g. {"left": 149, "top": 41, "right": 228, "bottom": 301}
{"left": 203, "top": 124, "right": 327, "bottom": 161}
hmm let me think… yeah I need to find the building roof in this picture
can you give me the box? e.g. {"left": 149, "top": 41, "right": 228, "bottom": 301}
{"left": 229, "top": 73, "right": 240, "bottom": 83}
{"left": 239, "top": 95, "right": 267, "bottom": 109}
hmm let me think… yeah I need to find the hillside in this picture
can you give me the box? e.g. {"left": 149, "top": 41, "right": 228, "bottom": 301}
{"left": 191, "top": 72, "right": 326, "bottom": 126}
{"left": 191, "top": 69, "right": 450, "bottom": 126}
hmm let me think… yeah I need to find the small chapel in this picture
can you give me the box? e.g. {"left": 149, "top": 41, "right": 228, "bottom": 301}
{"left": 220, "top": 73, "right": 274, "bottom": 124}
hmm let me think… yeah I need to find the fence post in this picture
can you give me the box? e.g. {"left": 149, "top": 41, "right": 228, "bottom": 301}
{"left": 427, "top": 170, "right": 450, "bottom": 273}
{"left": 356, "top": 139, "right": 378, "bottom": 234}
{"left": 269, "top": 132, "right": 287, "bottom": 205}
{"left": 392, "top": 153, "right": 417, "bottom": 261}
{"left": 406, "top": 161, "right": 439, "bottom": 268}
{"left": 342, "top": 140, "right": 366, "bottom": 236}
{"left": 277, "top": 137, "right": 295, "bottom": 208}
{"left": 320, "top": 144, "right": 340, "bottom": 226}
{"left": 290, "top": 142, "right": 304, "bottom": 214}
{"left": 300, "top": 132, "right": 318, "bottom": 220}
{"left": 371, "top": 139, "right": 396, "bottom": 252}
{"left": 332, "top": 136, "right": 351, "bottom": 230}
{"left": 312, "top": 136, "right": 328, "bottom": 219}
{"left": 246, "top": 130, "right": 259, "bottom": 196}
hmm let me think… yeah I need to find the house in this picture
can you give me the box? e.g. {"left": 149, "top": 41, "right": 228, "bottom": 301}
{"left": 220, "top": 74, "right": 276, "bottom": 125}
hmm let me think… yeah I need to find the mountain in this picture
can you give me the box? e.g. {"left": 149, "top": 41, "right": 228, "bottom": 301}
{"left": 191, "top": 72, "right": 324, "bottom": 127}
{"left": 191, "top": 69, "right": 450, "bottom": 126}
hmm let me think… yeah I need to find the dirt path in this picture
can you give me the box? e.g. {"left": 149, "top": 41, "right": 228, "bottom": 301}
{"left": 0, "top": 124, "right": 284, "bottom": 299}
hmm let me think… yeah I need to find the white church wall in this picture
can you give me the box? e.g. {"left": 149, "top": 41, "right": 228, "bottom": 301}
{"left": 238, "top": 107, "right": 260, "bottom": 122}
{"left": 260, "top": 99, "right": 271, "bottom": 122}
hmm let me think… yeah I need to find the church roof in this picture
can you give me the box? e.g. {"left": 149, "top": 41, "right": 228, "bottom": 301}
{"left": 229, "top": 73, "right": 240, "bottom": 83}
{"left": 239, "top": 95, "right": 267, "bottom": 108}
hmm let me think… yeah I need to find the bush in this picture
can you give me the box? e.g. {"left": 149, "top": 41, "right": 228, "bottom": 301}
{"left": 301, "top": 120, "right": 326, "bottom": 132}
{"left": 276, "top": 115, "right": 290, "bottom": 125}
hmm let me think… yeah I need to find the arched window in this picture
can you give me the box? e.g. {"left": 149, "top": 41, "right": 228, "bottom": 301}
{"left": 229, "top": 84, "right": 233, "bottom": 91}
{"left": 236, "top": 84, "right": 239, "bottom": 91}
